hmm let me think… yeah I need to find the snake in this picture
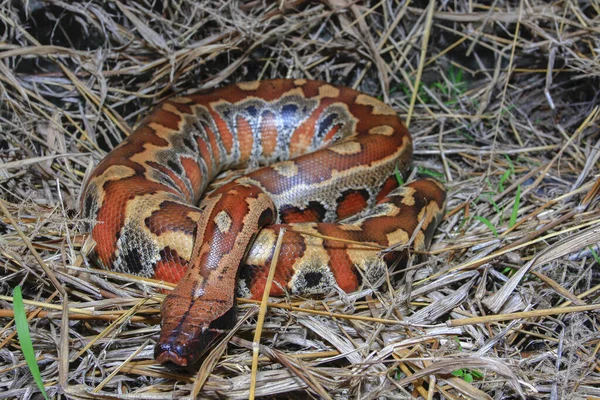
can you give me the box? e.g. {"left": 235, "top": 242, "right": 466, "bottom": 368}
{"left": 81, "top": 79, "right": 446, "bottom": 367}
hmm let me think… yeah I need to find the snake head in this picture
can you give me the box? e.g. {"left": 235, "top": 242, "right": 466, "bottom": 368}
{"left": 155, "top": 293, "right": 237, "bottom": 368}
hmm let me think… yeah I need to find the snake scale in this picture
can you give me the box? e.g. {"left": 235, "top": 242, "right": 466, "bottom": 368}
{"left": 81, "top": 79, "right": 446, "bottom": 367}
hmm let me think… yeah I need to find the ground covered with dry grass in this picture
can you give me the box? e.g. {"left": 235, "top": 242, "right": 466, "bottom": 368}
{"left": 0, "top": 0, "right": 599, "bottom": 399}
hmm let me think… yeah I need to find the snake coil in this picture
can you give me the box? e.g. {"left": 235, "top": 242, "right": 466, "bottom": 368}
{"left": 81, "top": 79, "right": 446, "bottom": 367}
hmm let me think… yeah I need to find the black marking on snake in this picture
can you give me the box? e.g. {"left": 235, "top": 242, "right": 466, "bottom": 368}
{"left": 121, "top": 246, "right": 145, "bottom": 275}
{"left": 221, "top": 109, "right": 231, "bottom": 121}
{"left": 281, "top": 103, "right": 298, "bottom": 124}
{"left": 317, "top": 113, "right": 338, "bottom": 138}
{"left": 182, "top": 136, "right": 196, "bottom": 152}
{"left": 159, "top": 247, "right": 185, "bottom": 264}
{"left": 167, "top": 160, "right": 183, "bottom": 175}
{"left": 303, "top": 271, "right": 323, "bottom": 288}
{"left": 246, "top": 105, "right": 258, "bottom": 118}
{"left": 258, "top": 207, "right": 275, "bottom": 227}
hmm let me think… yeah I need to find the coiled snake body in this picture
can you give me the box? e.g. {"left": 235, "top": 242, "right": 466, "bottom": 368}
{"left": 81, "top": 79, "right": 446, "bottom": 367}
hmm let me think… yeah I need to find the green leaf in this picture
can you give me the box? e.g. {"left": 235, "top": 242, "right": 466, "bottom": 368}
{"left": 479, "top": 193, "right": 501, "bottom": 214}
{"left": 504, "top": 155, "right": 515, "bottom": 174}
{"left": 500, "top": 104, "right": 518, "bottom": 115}
{"left": 589, "top": 247, "right": 600, "bottom": 264}
{"left": 452, "top": 336, "right": 463, "bottom": 351}
{"left": 389, "top": 84, "right": 402, "bottom": 96}
{"left": 458, "top": 130, "right": 475, "bottom": 142}
{"left": 509, "top": 184, "right": 521, "bottom": 228}
{"left": 452, "top": 368, "right": 483, "bottom": 382}
{"left": 394, "top": 367, "right": 405, "bottom": 380}
{"left": 13, "top": 286, "right": 50, "bottom": 400}
{"left": 394, "top": 165, "right": 405, "bottom": 185}
{"left": 498, "top": 169, "right": 511, "bottom": 192}
{"left": 473, "top": 216, "right": 498, "bottom": 237}
{"left": 448, "top": 65, "right": 467, "bottom": 95}
{"left": 417, "top": 166, "right": 445, "bottom": 181}
{"left": 471, "top": 370, "right": 484, "bottom": 379}
{"left": 432, "top": 81, "right": 447, "bottom": 95}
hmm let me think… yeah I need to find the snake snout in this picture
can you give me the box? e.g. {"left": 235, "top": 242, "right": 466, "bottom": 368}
{"left": 155, "top": 303, "right": 237, "bottom": 368}
{"left": 154, "top": 341, "right": 191, "bottom": 368}
{"left": 154, "top": 328, "right": 220, "bottom": 368}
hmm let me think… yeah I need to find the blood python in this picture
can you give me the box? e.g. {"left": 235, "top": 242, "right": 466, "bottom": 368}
{"left": 81, "top": 79, "right": 446, "bottom": 367}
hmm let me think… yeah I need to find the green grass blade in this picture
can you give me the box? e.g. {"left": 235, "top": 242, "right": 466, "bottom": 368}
{"left": 417, "top": 166, "right": 445, "bottom": 181}
{"left": 13, "top": 286, "right": 50, "bottom": 400}
{"left": 473, "top": 216, "right": 498, "bottom": 237}
{"left": 590, "top": 247, "right": 600, "bottom": 264}
{"left": 394, "top": 165, "right": 405, "bottom": 185}
{"left": 504, "top": 155, "right": 515, "bottom": 175}
{"left": 509, "top": 184, "right": 521, "bottom": 228}
{"left": 498, "top": 169, "right": 511, "bottom": 192}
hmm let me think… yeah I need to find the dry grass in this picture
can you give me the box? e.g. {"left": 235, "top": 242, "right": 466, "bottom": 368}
{"left": 0, "top": 0, "right": 599, "bottom": 398}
